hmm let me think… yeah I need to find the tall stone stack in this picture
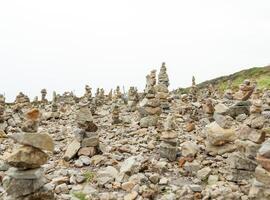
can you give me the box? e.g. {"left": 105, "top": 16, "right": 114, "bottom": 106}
{"left": 189, "top": 76, "right": 199, "bottom": 102}
{"left": 127, "top": 87, "right": 139, "bottom": 112}
{"left": 64, "top": 102, "right": 99, "bottom": 161}
{"left": 139, "top": 71, "right": 161, "bottom": 128}
{"left": 160, "top": 114, "right": 178, "bottom": 161}
{"left": 111, "top": 103, "right": 121, "bottom": 125}
{"left": 249, "top": 139, "right": 270, "bottom": 199}
{"left": 0, "top": 94, "right": 5, "bottom": 123}
{"left": 145, "top": 70, "right": 157, "bottom": 94}
{"left": 205, "top": 112, "right": 236, "bottom": 155}
{"left": 51, "top": 91, "right": 60, "bottom": 119}
{"left": 40, "top": 89, "right": 48, "bottom": 103}
{"left": 94, "top": 88, "right": 102, "bottom": 106}
{"left": 3, "top": 108, "right": 54, "bottom": 199}
{"left": 84, "top": 85, "right": 92, "bottom": 104}
{"left": 108, "top": 89, "right": 113, "bottom": 102}
{"left": 113, "top": 86, "right": 122, "bottom": 103}
{"left": 15, "top": 92, "right": 30, "bottom": 104}
{"left": 156, "top": 62, "right": 170, "bottom": 112}
{"left": 99, "top": 88, "right": 105, "bottom": 105}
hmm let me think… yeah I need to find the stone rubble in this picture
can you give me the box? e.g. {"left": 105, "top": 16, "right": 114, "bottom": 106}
{"left": 0, "top": 65, "right": 270, "bottom": 200}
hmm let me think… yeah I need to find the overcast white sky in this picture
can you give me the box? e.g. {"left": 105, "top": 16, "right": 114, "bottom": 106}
{"left": 0, "top": 0, "right": 269, "bottom": 101}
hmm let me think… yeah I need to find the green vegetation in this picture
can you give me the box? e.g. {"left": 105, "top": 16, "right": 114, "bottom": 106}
{"left": 82, "top": 170, "right": 95, "bottom": 183}
{"left": 196, "top": 66, "right": 270, "bottom": 93}
{"left": 72, "top": 192, "right": 87, "bottom": 200}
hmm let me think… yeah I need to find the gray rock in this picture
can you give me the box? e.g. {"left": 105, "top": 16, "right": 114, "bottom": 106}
{"left": 189, "top": 184, "right": 202, "bottom": 192}
{"left": 81, "top": 135, "right": 99, "bottom": 147}
{"left": 227, "top": 152, "right": 257, "bottom": 171}
{"left": 258, "top": 139, "right": 270, "bottom": 158}
{"left": 63, "top": 139, "right": 81, "bottom": 161}
{"left": 6, "top": 167, "right": 43, "bottom": 179}
{"left": 213, "top": 113, "right": 233, "bottom": 129}
{"left": 181, "top": 141, "right": 198, "bottom": 158}
{"left": 3, "top": 176, "right": 46, "bottom": 198}
{"left": 197, "top": 167, "right": 212, "bottom": 180}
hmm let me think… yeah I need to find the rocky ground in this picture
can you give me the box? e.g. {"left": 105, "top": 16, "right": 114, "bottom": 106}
{"left": 1, "top": 66, "right": 270, "bottom": 200}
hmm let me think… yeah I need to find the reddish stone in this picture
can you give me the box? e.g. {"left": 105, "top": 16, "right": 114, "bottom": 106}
{"left": 257, "top": 155, "right": 270, "bottom": 172}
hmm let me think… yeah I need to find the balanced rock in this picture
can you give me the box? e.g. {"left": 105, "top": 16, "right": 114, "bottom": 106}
{"left": 6, "top": 146, "right": 48, "bottom": 169}
{"left": 10, "top": 132, "right": 54, "bottom": 152}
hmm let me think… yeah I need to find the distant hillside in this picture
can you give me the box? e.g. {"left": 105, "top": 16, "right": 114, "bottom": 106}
{"left": 197, "top": 65, "right": 270, "bottom": 92}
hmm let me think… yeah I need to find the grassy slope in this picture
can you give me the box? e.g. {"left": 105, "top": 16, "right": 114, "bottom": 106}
{"left": 196, "top": 65, "right": 270, "bottom": 92}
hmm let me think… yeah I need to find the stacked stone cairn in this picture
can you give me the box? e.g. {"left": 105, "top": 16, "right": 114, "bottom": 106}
{"left": 139, "top": 70, "right": 161, "bottom": 128}
{"left": 189, "top": 76, "right": 199, "bottom": 102}
{"left": 111, "top": 103, "right": 121, "bottom": 125}
{"left": 64, "top": 102, "right": 99, "bottom": 161}
{"left": 84, "top": 85, "right": 92, "bottom": 103}
{"left": 107, "top": 89, "right": 113, "bottom": 102}
{"left": 40, "top": 89, "right": 48, "bottom": 103}
{"left": 51, "top": 91, "right": 60, "bottom": 119}
{"left": 99, "top": 88, "right": 105, "bottom": 105}
{"left": 205, "top": 109, "right": 237, "bottom": 156}
{"left": 113, "top": 86, "right": 122, "bottom": 103}
{"left": 127, "top": 86, "right": 139, "bottom": 112}
{"left": 14, "top": 92, "right": 30, "bottom": 111}
{"left": 160, "top": 114, "right": 178, "bottom": 161}
{"left": 234, "top": 79, "right": 255, "bottom": 101}
{"left": 155, "top": 62, "right": 170, "bottom": 112}
{"left": 248, "top": 139, "right": 270, "bottom": 199}
{"left": 0, "top": 94, "right": 5, "bottom": 123}
{"left": 3, "top": 108, "right": 54, "bottom": 199}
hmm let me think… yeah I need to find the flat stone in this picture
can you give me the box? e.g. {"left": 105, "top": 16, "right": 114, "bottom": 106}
{"left": 3, "top": 175, "right": 46, "bottom": 198}
{"left": 206, "top": 141, "right": 236, "bottom": 155}
{"left": 63, "top": 139, "right": 81, "bottom": 161}
{"left": 6, "top": 167, "right": 43, "bottom": 179}
{"left": 6, "top": 146, "right": 48, "bottom": 169}
{"left": 10, "top": 132, "right": 54, "bottom": 152}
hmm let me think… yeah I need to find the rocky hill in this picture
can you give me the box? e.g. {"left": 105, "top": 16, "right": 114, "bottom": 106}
{"left": 197, "top": 65, "right": 270, "bottom": 92}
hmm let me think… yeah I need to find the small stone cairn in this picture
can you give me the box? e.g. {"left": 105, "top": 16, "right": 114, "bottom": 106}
{"left": 64, "top": 102, "right": 99, "bottom": 161}
{"left": 160, "top": 114, "right": 178, "bottom": 161}
{"left": 3, "top": 108, "right": 54, "bottom": 199}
